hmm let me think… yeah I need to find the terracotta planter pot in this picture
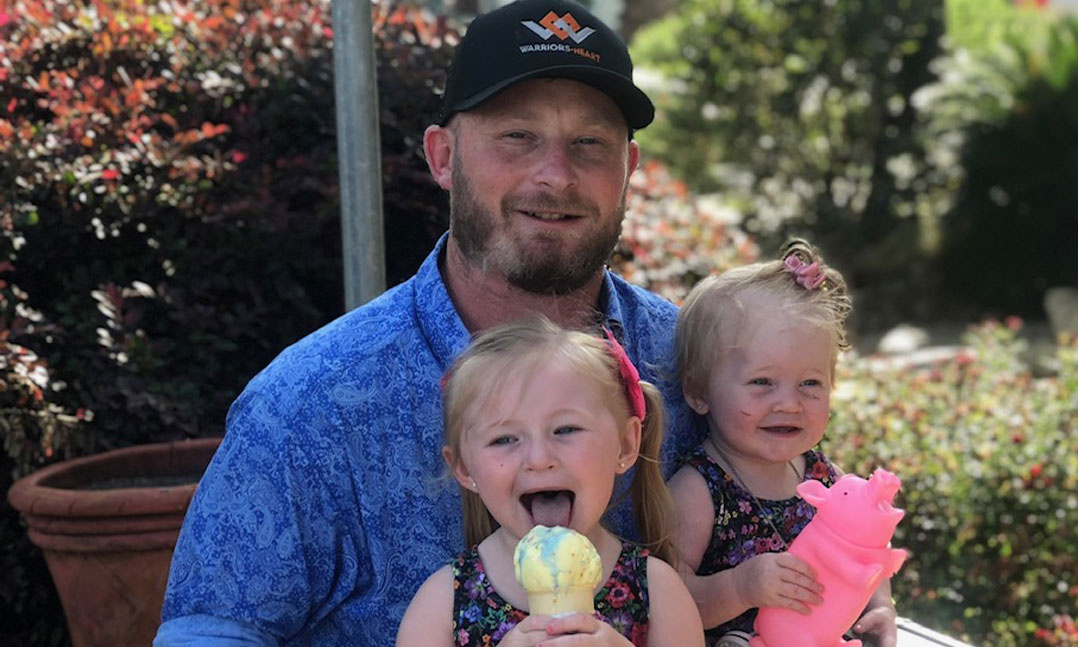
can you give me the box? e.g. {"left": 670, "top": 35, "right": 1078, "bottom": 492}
{"left": 7, "top": 437, "right": 222, "bottom": 647}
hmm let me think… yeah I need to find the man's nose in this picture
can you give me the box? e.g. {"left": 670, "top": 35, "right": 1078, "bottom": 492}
{"left": 532, "top": 143, "right": 577, "bottom": 193}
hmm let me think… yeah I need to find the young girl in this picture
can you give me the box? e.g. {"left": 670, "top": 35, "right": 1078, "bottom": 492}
{"left": 396, "top": 317, "right": 704, "bottom": 647}
{"left": 669, "top": 240, "right": 899, "bottom": 647}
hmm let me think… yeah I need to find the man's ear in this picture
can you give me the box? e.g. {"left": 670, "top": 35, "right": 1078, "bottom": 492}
{"left": 627, "top": 139, "right": 640, "bottom": 175}
{"left": 616, "top": 416, "right": 642, "bottom": 474}
{"left": 443, "top": 446, "right": 477, "bottom": 492}
{"left": 424, "top": 124, "right": 454, "bottom": 191}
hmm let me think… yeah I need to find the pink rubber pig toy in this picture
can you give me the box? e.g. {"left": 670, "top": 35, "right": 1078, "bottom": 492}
{"left": 750, "top": 468, "right": 908, "bottom": 647}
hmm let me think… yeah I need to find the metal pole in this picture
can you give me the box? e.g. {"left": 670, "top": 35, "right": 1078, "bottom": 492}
{"left": 333, "top": 0, "right": 385, "bottom": 310}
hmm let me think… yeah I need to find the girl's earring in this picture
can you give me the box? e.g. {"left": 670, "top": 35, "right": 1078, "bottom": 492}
{"left": 469, "top": 478, "right": 477, "bottom": 490}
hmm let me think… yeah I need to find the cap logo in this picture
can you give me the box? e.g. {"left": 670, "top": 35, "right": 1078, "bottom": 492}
{"left": 522, "top": 11, "right": 596, "bottom": 44}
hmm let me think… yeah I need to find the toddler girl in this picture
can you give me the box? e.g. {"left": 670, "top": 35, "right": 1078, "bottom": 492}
{"left": 396, "top": 317, "right": 704, "bottom": 647}
{"left": 668, "top": 240, "right": 898, "bottom": 647}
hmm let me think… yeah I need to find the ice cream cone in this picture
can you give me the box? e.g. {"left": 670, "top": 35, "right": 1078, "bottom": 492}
{"left": 514, "top": 525, "right": 602, "bottom": 617}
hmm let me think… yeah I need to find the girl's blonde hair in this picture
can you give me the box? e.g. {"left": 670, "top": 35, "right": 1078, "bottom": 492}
{"left": 442, "top": 316, "right": 677, "bottom": 565}
{"left": 676, "top": 238, "right": 853, "bottom": 401}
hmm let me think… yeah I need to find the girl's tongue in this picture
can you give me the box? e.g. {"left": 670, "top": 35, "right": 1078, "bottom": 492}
{"left": 528, "top": 491, "right": 573, "bottom": 527}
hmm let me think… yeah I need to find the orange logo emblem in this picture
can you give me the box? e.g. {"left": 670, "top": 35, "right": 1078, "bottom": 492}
{"left": 522, "top": 11, "right": 596, "bottom": 43}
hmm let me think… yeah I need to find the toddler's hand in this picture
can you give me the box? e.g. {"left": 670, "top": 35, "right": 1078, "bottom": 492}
{"left": 734, "top": 552, "right": 824, "bottom": 614}
{"left": 851, "top": 603, "right": 898, "bottom": 647}
{"left": 535, "top": 613, "right": 633, "bottom": 646}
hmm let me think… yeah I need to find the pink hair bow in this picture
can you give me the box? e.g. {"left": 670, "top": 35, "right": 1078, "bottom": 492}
{"left": 602, "top": 328, "right": 647, "bottom": 420}
{"left": 785, "top": 255, "right": 826, "bottom": 290}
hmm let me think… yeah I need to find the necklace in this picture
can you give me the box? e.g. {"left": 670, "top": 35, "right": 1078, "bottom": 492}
{"left": 705, "top": 436, "right": 803, "bottom": 550}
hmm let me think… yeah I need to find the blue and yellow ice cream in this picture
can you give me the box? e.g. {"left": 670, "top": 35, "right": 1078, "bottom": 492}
{"left": 513, "top": 525, "right": 602, "bottom": 616}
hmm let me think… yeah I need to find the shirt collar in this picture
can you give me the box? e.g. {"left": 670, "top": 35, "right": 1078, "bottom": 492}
{"left": 413, "top": 233, "right": 472, "bottom": 375}
{"left": 598, "top": 270, "right": 627, "bottom": 338}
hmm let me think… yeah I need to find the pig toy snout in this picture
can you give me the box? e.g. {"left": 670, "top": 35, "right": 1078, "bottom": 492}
{"left": 869, "top": 468, "right": 901, "bottom": 503}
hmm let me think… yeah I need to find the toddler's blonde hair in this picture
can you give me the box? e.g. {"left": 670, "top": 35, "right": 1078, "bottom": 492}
{"left": 676, "top": 239, "right": 852, "bottom": 402}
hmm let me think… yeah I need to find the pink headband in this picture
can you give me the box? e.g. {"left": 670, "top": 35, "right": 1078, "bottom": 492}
{"left": 784, "top": 255, "right": 826, "bottom": 290}
{"left": 602, "top": 328, "right": 647, "bottom": 420}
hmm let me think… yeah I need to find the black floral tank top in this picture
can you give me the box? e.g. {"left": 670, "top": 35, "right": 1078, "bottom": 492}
{"left": 450, "top": 542, "right": 650, "bottom": 646}
{"left": 682, "top": 447, "right": 838, "bottom": 640}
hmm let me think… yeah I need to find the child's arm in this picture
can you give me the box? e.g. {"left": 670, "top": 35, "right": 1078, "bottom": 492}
{"left": 669, "top": 466, "right": 823, "bottom": 628}
{"left": 395, "top": 566, "right": 455, "bottom": 647}
{"left": 669, "top": 465, "right": 765, "bottom": 627}
{"left": 644, "top": 555, "right": 706, "bottom": 647}
{"left": 668, "top": 465, "right": 739, "bottom": 628}
{"left": 850, "top": 579, "right": 898, "bottom": 647}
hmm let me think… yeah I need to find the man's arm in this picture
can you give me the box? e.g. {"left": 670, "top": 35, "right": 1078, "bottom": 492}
{"left": 155, "top": 387, "right": 367, "bottom": 645}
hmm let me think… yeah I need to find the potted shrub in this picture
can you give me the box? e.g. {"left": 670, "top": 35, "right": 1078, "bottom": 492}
{"left": 0, "top": 337, "right": 222, "bottom": 646}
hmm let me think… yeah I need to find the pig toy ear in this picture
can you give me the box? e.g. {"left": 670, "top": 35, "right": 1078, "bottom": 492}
{"left": 797, "top": 479, "right": 829, "bottom": 507}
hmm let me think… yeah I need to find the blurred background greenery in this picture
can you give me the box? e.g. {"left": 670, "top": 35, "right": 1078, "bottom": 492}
{"left": 1, "top": 0, "right": 1076, "bottom": 645}
{"left": 629, "top": 0, "right": 1078, "bottom": 329}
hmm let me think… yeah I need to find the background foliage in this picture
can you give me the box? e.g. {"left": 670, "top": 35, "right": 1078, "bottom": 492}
{"left": 612, "top": 160, "right": 759, "bottom": 301}
{"left": 630, "top": 0, "right": 946, "bottom": 329}
{"left": 630, "top": 0, "right": 1078, "bottom": 327}
{"left": 912, "top": 15, "right": 1078, "bottom": 316}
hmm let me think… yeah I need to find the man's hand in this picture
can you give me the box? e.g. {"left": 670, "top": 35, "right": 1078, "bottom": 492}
{"left": 851, "top": 602, "right": 898, "bottom": 647}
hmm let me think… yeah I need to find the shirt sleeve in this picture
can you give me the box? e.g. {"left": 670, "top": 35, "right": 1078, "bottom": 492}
{"left": 154, "top": 614, "right": 280, "bottom": 647}
{"left": 157, "top": 386, "right": 369, "bottom": 643}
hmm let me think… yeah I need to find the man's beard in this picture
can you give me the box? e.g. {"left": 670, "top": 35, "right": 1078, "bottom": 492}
{"left": 449, "top": 157, "right": 626, "bottom": 296}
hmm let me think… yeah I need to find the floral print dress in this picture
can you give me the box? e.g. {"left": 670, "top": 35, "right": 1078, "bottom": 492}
{"left": 681, "top": 447, "right": 837, "bottom": 642}
{"left": 451, "top": 543, "right": 650, "bottom": 647}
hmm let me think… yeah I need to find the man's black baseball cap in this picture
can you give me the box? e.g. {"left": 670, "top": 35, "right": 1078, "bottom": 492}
{"left": 439, "top": 0, "right": 655, "bottom": 130}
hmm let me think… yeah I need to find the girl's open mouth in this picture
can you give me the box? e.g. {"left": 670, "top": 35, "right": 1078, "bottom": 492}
{"left": 521, "top": 490, "right": 575, "bottom": 527}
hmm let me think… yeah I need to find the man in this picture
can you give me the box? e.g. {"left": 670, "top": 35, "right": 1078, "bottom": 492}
{"left": 155, "top": 1, "right": 704, "bottom": 644}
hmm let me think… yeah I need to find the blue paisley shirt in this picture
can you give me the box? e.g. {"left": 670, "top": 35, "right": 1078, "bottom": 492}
{"left": 155, "top": 234, "right": 706, "bottom": 646}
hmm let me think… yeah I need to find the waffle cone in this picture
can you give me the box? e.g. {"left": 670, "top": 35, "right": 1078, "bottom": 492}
{"left": 526, "top": 586, "right": 595, "bottom": 617}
